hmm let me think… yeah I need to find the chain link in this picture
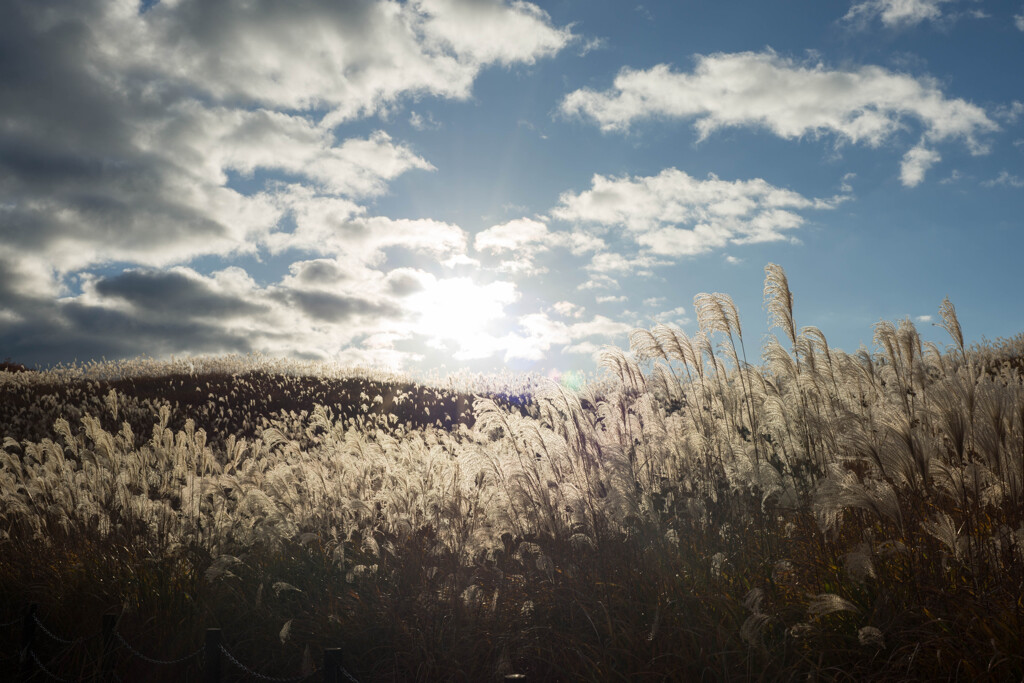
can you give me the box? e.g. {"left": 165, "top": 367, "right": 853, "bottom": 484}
{"left": 113, "top": 630, "right": 204, "bottom": 666}
{"left": 29, "top": 648, "right": 85, "bottom": 683}
{"left": 17, "top": 612, "right": 356, "bottom": 682}
{"left": 32, "top": 614, "right": 85, "bottom": 646}
{"left": 219, "top": 644, "right": 318, "bottom": 682}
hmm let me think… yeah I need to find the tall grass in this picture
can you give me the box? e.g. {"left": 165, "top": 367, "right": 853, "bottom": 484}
{"left": 2, "top": 264, "right": 1022, "bottom": 680}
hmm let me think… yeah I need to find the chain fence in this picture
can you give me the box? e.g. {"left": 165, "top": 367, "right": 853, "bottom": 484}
{"left": 32, "top": 613, "right": 92, "bottom": 647}
{"left": 4, "top": 605, "right": 362, "bottom": 682}
{"left": 112, "top": 630, "right": 204, "bottom": 667}
{"left": 30, "top": 648, "right": 84, "bottom": 683}
{"left": 220, "top": 643, "right": 318, "bottom": 682}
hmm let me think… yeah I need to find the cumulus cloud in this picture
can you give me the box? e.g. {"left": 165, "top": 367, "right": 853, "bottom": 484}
{"left": 3, "top": 0, "right": 566, "bottom": 272}
{"left": 474, "top": 218, "right": 552, "bottom": 274}
{"left": 474, "top": 218, "right": 604, "bottom": 274}
{"left": 560, "top": 50, "right": 996, "bottom": 182}
{"left": 89, "top": 268, "right": 269, "bottom": 320}
{"left": 553, "top": 168, "right": 838, "bottom": 258}
{"left": 900, "top": 144, "right": 942, "bottom": 187}
{"left": 416, "top": 0, "right": 572, "bottom": 69}
{"left": 269, "top": 190, "right": 469, "bottom": 263}
{"left": 123, "top": 0, "right": 573, "bottom": 124}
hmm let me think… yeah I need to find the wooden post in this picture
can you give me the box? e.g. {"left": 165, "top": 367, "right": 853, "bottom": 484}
{"left": 100, "top": 612, "right": 118, "bottom": 682}
{"left": 19, "top": 603, "right": 37, "bottom": 680}
{"left": 323, "top": 647, "right": 343, "bottom": 683}
{"left": 203, "top": 628, "right": 222, "bottom": 683}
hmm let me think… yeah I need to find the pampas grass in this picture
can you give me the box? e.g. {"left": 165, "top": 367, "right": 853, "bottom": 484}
{"left": 2, "top": 264, "right": 1023, "bottom": 680}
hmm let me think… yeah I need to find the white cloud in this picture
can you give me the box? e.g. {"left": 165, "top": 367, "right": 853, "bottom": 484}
{"left": 409, "top": 110, "right": 441, "bottom": 130}
{"left": 151, "top": 105, "right": 435, "bottom": 196}
{"left": 561, "top": 50, "right": 997, "bottom": 172}
{"left": 268, "top": 189, "right": 468, "bottom": 264}
{"left": 915, "top": 314, "right": 933, "bottom": 323}
{"left": 553, "top": 301, "right": 585, "bottom": 318}
{"left": 588, "top": 252, "right": 667, "bottom": 273}
{"left": 899, "top": 144, "right": 941, "bottom": 187}
{"left": 0, "top": 0, "right": 572, "bottom": 301}
{"left": 1017, "top": 11, "right": 1024, "bottom": 30}
{"left": 982, "top": 171, "right": 1024, "bottom": 188}
{"left": 994, "top": 101, "right": 1024, "bottom": 123}
{"left": 475, "top": 218, "right": 552, "bottom": 253}
{"left": 596, "top": 295, "right": 628, "bottom": 304}
{"left": 475, "top": 218, "right": 605, "bottom": 255}
{"left": 939, "top": 169, "right": 963, "bottom": 184}
{"left": 123, "top": 0, "right": 574, "bottom": 125}
{"left": 844, "top": 0, "right": 955, "bottom": 28}
{"left": 553, "top": 168, "right": 837, "bottom": 258}
{"left": 653, "top": 306, "right": 690, "bottom": 326}
{"left": 474, "top": 217, "right": 604, "bottom": 274}
{"left": 499, "top": 313, "right": 632, "bottom": 361}
{"left": 642, "top": 297, "right": 665, "bottom": 307}
{"left": 563, "top": 341, "right": 602, "bottom": 357}
{"left": 577, "top": 274, "right": 620, "bottom": 291}
{"left": 416, "top": 0, "right": 572, "bottom": 68}
{"left": 474, "top": 218, "right": 556, "bottom": 274}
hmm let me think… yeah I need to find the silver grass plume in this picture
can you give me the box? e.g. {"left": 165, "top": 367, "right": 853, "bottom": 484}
{"left": 694, "top": 292, "right": 742, "bottom": 342}
{"left": 806, "top": 593, "right": 858, "bottom": 617}
{"left": 740, "top": 587, "right": 772, "bottom": 648}
{"left": 938, "top": 297, "right": 965, "bottom": 358}
{"left": 630, "top": 328, "right": 667, "bottom": 362}
{"left": 858, "top": 626, "right": 885, "bottom": 649}
{"left": 764, "top": 263, "right": 796, "bottom": 347}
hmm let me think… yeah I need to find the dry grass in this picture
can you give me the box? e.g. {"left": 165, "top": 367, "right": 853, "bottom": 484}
{"left": 2, "top": 265, "right": 1023, "bottom": 681}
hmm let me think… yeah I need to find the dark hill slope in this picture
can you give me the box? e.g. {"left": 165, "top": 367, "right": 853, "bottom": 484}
{"left": 0, "top": 369, "right": 534, "bottom": 449}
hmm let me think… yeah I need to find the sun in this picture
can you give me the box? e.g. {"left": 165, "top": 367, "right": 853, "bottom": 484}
{"left": 406, "top": 276, "right": 519, "bottom": 360}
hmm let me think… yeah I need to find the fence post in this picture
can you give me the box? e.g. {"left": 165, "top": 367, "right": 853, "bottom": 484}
{"left": 101, "top": 612, "right": 117, "bottom": 682}
{"left": 203, "top": 628, "right": 222, "bottom": 683}
{"left": 323, "top": 647, "right": 343, "bottom": 683}
{"left": 19, "top": 603, "right": 37, "bottom": 680}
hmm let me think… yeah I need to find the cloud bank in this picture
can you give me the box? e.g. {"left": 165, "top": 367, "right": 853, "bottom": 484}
{"left": 0, "top": 0, "right": 580, "bottom": 368}
{"left": 561, "top": 50, "right": 996, "bottom": 184}
{"left": 552, "top": 168, "right": 841, "bottom": 258}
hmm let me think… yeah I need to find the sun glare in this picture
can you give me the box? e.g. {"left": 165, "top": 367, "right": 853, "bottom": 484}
{"left": 407, "top": 277, "right": 517, "bottom": 359}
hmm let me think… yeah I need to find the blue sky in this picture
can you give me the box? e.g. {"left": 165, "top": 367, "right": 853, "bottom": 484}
{"left": 0, "top": 0, "right": 1022, "bottom": 375}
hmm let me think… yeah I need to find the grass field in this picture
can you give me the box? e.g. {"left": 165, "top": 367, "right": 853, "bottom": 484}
{"left": 2, "top": 265, "right": 1023, "bottom": 681}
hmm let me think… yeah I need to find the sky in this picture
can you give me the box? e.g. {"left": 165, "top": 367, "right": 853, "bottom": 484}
{"left": 1, "top": 0, "right": 1022, "bottom": 376}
